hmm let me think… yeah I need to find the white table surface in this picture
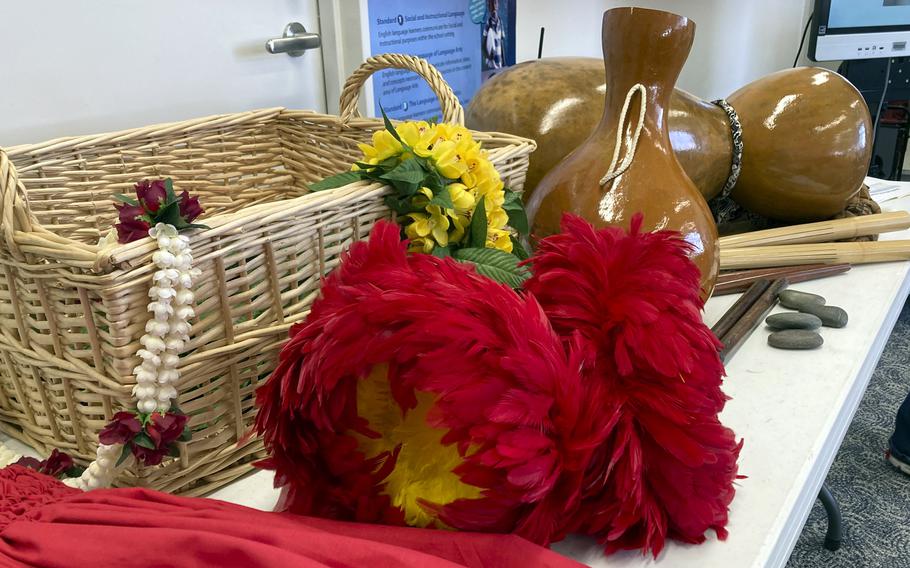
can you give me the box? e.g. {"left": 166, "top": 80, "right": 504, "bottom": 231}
{"left": 4, "top": 196, "right": 909, "bottom": 568}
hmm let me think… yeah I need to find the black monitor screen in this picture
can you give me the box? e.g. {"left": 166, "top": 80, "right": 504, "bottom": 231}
{"left": 822, "top": 0, "right": 910, "bottom": 34}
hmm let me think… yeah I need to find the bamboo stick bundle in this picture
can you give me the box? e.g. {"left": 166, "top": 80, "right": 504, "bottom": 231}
{"left": 718, "top": 211, "right": 910, "bottom": 249}
{"left": 720, "top": 240, "right": 910, "bottom": 270}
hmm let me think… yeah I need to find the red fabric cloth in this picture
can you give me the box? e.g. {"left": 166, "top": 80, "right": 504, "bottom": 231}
{"left": 0, "top": 466, "right": 582, "bottom": 568}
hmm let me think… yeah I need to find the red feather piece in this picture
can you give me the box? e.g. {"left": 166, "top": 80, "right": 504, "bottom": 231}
{"left": 524, "top": 214, "right": 741, "bottom": 557}
{"left": 255, "top": 221, "right": 604, "bottom": 545}
{"left": 255, "top": 213, "right": 740, "bottom": 557}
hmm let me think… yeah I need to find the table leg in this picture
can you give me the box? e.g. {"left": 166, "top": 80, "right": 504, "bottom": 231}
{"left": 818, "top": 484, "right": 843, "bottom": 551}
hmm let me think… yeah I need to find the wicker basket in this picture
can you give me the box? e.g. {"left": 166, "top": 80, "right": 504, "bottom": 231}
{"left": 0, "top": 54, "right": 535, "bottom": 495}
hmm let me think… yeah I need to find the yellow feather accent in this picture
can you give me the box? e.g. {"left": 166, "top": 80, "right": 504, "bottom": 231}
{"left": 352, "top": 364, "right": 483, "bottom": 528}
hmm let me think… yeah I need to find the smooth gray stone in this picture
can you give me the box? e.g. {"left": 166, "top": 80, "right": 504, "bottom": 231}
{"left": 778, "top": 289, "right": 826, "bottom": 311}
{"left": 801, "top": 304, "right": 849, "bottom": 328}
{"left": 765, "top": 312, "right": 823, "bottom": 330}
{"left": 768, "top": 329, "right": 824, "bottom": 350}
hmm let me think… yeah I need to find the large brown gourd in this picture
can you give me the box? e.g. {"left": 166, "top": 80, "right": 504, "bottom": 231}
{"left": 526, "top": 7, "right": 719, "bottom": 298}
{"left": 467, "top": 58, "right": 872, "bottom": 222}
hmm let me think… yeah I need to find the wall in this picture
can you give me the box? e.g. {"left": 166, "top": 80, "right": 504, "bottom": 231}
{"left": 516, "top": 0, "right": 819, "bottom": 101}
{"left": 1, "top": 1, "right": 828, "bottom": 146}
{"left": 515, "top": 0, "right": 606, "bottom": 61}
{"left": 0, "top": 1, "right": 325, "bottom": 147}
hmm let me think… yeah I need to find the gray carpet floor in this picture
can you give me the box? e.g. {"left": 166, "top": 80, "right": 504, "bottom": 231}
{"left": 787, "top": 300, "right": 910, "bottom": 567}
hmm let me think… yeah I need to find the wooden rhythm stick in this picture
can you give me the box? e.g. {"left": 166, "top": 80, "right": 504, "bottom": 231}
{"left": 720, "top": 240, "right": 910, "bottom": 270}
{"left": 713, "top": 263, "right": 850, "bottom": 296}
{"left": 716, "top": 278, "right": 788, "bottom": 363}
{"left": 717, "top": 264, "right": 836, "bottom": 284}
{"left": 718, "top": 211, "right": 910, "bottom": 249}
{"left": 711, "top": 279, "right": 771, "bottom": 340}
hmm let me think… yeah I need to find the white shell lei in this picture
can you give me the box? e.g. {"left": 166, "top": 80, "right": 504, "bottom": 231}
{"left": 66, "top": 224, "right": 199, "bottom": 490}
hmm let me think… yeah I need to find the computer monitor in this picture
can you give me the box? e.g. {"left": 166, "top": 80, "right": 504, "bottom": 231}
{"left": 810, "top": 0, "right": 910, "bottom": 61}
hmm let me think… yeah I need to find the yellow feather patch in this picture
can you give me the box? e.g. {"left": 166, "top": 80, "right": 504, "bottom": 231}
{"left": 352, "top": 364, "right": 483, "bottom": 528}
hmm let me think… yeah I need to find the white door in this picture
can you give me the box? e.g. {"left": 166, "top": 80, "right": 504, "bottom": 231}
{"left": 0, "top": 1, "right": 325, "bottom": 146}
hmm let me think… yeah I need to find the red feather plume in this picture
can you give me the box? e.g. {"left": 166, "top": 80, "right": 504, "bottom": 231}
{"left": 255, "top": 213, "right": 741, "bottom": 558}
{"left": 255, "top": 220, "right": 608, "bottom": 545}
{"left": 523, "top": 214, "right": 742, "bottom": 556}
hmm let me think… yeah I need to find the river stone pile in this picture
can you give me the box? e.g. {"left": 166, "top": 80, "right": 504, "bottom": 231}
{"left": 765, "top": 289, "right": 848, "bottom": 350}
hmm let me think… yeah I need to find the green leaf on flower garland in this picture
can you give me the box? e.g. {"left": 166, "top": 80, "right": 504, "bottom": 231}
{"left": 384, "top": 195, "right": 404, "bottom": 214}
{"left": 503, "top": 187, "right": 520, "bottom": 201}
{"left": 381, "top": 159, "right": 426, "bottom": 183}
{"left": 380, "top": 159, "right": 426, "bottom": 196}
{"left": 510, "top": 235, "right": 530, "bottom": 260}
{"left": 422, "top": 167, "right": 446, "bottom": 192}
{"left": 164, "top": 178, "right": 178, "bottom": 203}
{"left": 380, "top": 156, "right": 400, "bottom": 169}
{"left": 133, "top": 432, "right": 156, "bottom": 450}
{"left": 468, "top": 196, "right": 488, "bottom": 248}
{"left": 429, "top": 185, "right": 454, "bottom": 209}
{"left": 116, "top": 444, "right": 133, "bottom": 467}
{"left": 384, "top": 195, "right": 415, "bottom": 215}
{"left": 454, "top": 247, "right": 531, "bottom": 289}
{"left": 431, "top": 245, "right": 451, "bottom": 258}
{"left": 308, "top": 171, "right": 363, "bottom": 192}
{"left": 502, "top": 189, "right": 529, "bottom": 235}
{"left": 354, "top": 157, "right": 400, "bottom": 171}
{"left": 179, "top": 426, "right": 192, "bottom": 443}
{"left": 113, "top": 193, "right": 139, "bottom": 206}
{"left": 384, "top": 195, "right": 423, "bottom": 215}
{"left": 380, "top": 104, "right": 409, "bottom": 149}
{"left": 155, "top": 200, "right": 183, "bottom": 227}
{"left": 358, "top": 170, "right": 386, "bottom": 186}
{"left": 64, "top": 464, "right": 87, "bottom": 479}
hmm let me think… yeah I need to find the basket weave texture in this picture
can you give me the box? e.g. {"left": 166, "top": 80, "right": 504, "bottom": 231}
{"left": 0, "top": 54, "right": 535, "bottom": 495}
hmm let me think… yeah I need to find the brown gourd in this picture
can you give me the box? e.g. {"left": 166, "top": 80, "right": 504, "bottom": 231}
{"left": 525, "top": 7, "right": 720, "bottom": 298}
{"left": 467, "top": 54, "right": 872, "bottom": 222}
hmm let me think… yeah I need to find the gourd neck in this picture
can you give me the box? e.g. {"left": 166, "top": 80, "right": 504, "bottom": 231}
{"left": 597, "top": 7, "right": 694, "bottom": 138}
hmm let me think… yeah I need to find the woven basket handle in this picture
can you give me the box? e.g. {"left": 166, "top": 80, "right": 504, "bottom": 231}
{"left": 339, "top": 54, "right": 465, "bottom": 125}
{"left": 0, "top": 149, "right": 34, "bottom": 260}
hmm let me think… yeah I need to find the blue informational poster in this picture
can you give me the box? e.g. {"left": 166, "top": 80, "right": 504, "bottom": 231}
{"left": 367, "top": 0, "right": 515, "bottom": 121}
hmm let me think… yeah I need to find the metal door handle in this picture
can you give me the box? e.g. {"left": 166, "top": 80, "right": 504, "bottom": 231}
{"left": 266, "top": 22, "right": 320, "bottom": 57}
